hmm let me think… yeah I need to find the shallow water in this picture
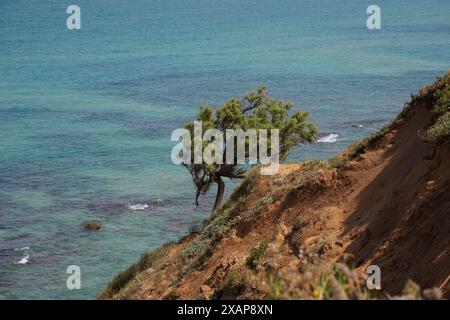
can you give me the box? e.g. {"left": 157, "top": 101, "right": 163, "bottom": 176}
{"left": 0, "top": 0, "right": 449, "bottom": 299}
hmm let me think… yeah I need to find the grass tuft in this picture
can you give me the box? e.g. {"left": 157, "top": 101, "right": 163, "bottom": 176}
{"left": 98, "top": 241, "right": 175, "bottom": 299}
{"left": 246, "top": 241, "right": 269, "bottom": 269}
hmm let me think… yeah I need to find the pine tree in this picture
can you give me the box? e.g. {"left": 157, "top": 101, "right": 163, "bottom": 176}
{"left": 183, "top": 86, "right": 318, "bottom": 211}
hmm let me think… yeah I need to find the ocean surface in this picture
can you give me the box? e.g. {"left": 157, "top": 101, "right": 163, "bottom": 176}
{"left": 0, "top": 0, "right": 449, "bottom": 299}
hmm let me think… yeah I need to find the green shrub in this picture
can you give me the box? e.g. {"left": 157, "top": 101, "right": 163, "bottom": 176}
{"left": 345, "top": 126, "right": 390, "bottom": 161}
{"left": 292, "top": 218, "right": 306, "bottom": 233}
{"left": 265, "top": 272, "right": 283, "bottom": 300}
{"left": 427, "top": 76, "right": 450, "bottom": 142}
{"left": 414, "top": 72, "right": 450, "bottom": 142}
{"left": 427, "top": 112, "right": 450, "bottom": 142}
{"left": 98, "top": 241, "right": 175, "bottom": 299}
{"left": 246, "top": 241, "right": 269, "bottom": 269}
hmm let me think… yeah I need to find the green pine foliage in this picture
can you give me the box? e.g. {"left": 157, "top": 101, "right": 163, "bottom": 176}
{"left": 183, "top": 86, "right": 318, "bottom": 210}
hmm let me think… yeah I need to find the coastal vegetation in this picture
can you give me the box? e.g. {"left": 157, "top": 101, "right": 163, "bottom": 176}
{"left": 181, "top": 86, "right": 317, "bottom": 211}
{"left": 98, "top": 241, "right": 176, "bottom": 299}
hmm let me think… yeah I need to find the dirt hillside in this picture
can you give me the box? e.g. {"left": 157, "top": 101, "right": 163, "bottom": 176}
{"left": 99, "top": 73, "right": 450, "bottom": 300}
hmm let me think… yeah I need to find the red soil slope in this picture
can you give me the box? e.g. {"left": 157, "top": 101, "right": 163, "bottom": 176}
{"left": 100, "top": 82, "right": 450, "bottom": 300}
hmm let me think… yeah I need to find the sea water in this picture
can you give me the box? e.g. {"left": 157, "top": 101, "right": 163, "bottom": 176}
{"left": 0, "top": 0, "right": 449, "bottom": 299}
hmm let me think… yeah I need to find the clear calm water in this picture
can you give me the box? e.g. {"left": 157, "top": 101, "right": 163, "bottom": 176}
{"left": 0, "top": 0, "right": 449, "bottom": 299}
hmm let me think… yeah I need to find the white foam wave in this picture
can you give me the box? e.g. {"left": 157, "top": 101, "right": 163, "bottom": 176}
{"left": 17, "top": 254, "right": 29, "bottom": 265}
{"left": 318, "top": 134, "right": 338, "bottom": 143}
{"left": 127, "top": 203, "right": 149, "bottom": 211}
{"left": 151, "top": 198, "right": 163, "bottom": 204}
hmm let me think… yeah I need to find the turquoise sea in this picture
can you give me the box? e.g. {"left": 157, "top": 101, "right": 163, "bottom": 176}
{"left": 0, "top": 0, "right": 449, "bottom": 299}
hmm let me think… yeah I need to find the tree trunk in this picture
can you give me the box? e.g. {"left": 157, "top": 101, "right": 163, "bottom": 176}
{"left": 213, "top": 176, "right": 225, "bottom": 212}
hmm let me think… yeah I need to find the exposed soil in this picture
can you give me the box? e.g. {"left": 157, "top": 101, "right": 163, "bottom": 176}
{"left": 101, "top": 100, "right": 450, "bottom": 300}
